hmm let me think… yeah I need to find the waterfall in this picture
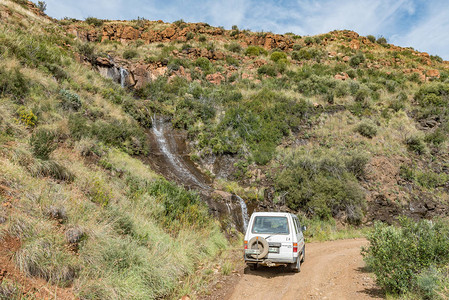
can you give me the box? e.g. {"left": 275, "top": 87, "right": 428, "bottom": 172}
{"left": 235, "top": 195, "right": 249, "bottom": 231}
{"left": 151, "top": 116, "right": 210, "bottom": 190}
{"left": 119, "top": 67, "right": 128, "bottom": 88}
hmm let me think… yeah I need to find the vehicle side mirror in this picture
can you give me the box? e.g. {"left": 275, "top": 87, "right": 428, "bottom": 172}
{"left": 301, "top": 226, "right": 307, "bottom": 232}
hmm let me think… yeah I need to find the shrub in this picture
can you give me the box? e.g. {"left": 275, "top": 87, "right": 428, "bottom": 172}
{"left": 349, "top": 52, "right": 365, "bottom": 67}
{"left": 405, "top": 136, "right": 426, "bottom": 154}
{"left": 16, "top": 107, "right": 37, "bottom": 127}
{"left": 85, "top": 17, "right": 104, "bottom": 27}
{"left": 367, "top": 35, "right": 376, "bottom": 43}
{"left": 257, "top": 64, "right": 278, "bottom": 77}
{"left": 376, "top": 36, "right": 387, "bottom": 44}
{"left": 68, "top": 114, "right": 89, "bottom": 140}
{"left": 198, "top": 35, "right": 207, "bottom": 42}
{"left": 270, "top": 51, "right": 287, "bottom": 62}
{"left": 59, "top": 89, "right": 82, "bottom": 111}
{"left": 291, "top": 48, "right": 322, "bottom": 61}
{"left": 355, "top": 120, "right": 377, "bottom": 138}
{"left": 77, "top": 43, "right": 96, "bottom": 62}
{"left": 292, "top": 44, "right": 302, "bottom": 51}
{"left": 354, "top": 87, "right": 370, "bottom": 102}
{"left": 244, "top": 45, "right": 267, "bottom": 56}
{"left": 304, "top": 37, "right": 314, "bottom": 45}
{"left": 37, "top": 1, "right": 47, "bottom": 12}
{"left": 425, "top": 129, "right": 446, "bottom": 146}
{"left": 194, "top": 57, "right": 212, "bottom": 72}
{"left": 185, "top": 32, "right": 195, "bottom": 40}
{"left": 275, "top": 151, "right": 366, "bottom": 224}
{"left": 123, "top": 49, "right": 138, "bottom": 60}
{"left": 362, "top": 218, "right": 449, "bottom": 295}
{"left": 225, "top": 56, "right": 239, "bottom": 67}
{"left": 148, "top": 179, "right": 211, "bottom": 229}
{"left": 227, "top": 42, "right": 242, "bottom": 53}
{"left": 0, "top": 68, "right": 29, "bottom": 100}
{"left": 30, "top": 129, "right": 57, "bottom": 160}
{"left": 45, "top": 63, "right": 69, "bottom": 81}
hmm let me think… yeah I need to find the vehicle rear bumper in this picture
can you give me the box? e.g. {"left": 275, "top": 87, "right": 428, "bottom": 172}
{"left": 244, "top": 257, "right": 296, "bottom": 265}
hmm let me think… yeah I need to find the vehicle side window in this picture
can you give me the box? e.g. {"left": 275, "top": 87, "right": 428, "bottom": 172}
{"left": 295, "top": 219, "right": 301, "bottom": 233}
{"left": 292, "top": 217, "right": 298, "bottom": 234}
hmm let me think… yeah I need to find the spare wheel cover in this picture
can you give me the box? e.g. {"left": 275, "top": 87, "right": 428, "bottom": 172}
{"left": 248, "top": 236, "right": 269, "bottom": 259}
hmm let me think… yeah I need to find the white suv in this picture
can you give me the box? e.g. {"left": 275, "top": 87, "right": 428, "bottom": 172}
{"left": 243, "top": 212, "right": 306, "bottom": 272}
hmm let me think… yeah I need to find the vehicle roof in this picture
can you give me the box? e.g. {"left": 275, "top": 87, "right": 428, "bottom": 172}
{"left": 250, "top": 212, "right": 295, "bottom": 217}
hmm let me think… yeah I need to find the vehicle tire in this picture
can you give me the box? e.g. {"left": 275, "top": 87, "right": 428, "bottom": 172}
{"left": 300, "top": 246, "right": 305, "bottom": 263}
{"left": 248, "top": 236, "right": 269, "bottom": 259}
{"left": 289, "top": 257, "right": 300, "bottom": 273}
{"left": 249, "top": 263, "right": 258, "bottom": 271}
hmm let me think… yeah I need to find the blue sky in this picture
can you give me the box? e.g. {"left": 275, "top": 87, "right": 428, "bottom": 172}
{"left": 45, "top": 0, "right": 449, "bottom": 60}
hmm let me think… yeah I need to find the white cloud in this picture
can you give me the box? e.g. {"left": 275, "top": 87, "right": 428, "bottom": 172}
{"left": 390, "top": 3, "right": 449, "bottom": 60}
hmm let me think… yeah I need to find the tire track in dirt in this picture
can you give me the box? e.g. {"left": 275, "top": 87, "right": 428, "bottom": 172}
{"left": 219, "top": 238, "right": 383, "bottom": 300}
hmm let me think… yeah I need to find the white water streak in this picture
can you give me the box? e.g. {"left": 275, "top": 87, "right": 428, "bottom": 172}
{"left": 120, "top": 67, "right": 128, "bottom": 88}
{"left": 235, "top": 195, "right": 249, "bottom": 231}
{"left": 151, "top": 117, "right": 209, "bottom": 190}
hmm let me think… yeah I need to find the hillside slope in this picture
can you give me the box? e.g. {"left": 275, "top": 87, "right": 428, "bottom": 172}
{"left": 0, "top": 1, "right": 229, "bottom": 299}
{"left": 64, "top": 11, "right": 449, "bottom": 225}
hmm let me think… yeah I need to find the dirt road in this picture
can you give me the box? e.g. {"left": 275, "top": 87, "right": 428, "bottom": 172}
{"left": 221, "top": 238, "right": 383, "bottom": 300}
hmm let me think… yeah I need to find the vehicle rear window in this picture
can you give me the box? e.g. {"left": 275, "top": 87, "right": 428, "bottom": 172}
{"left": 251, "top": 216, "right": 289, "bottom": 234}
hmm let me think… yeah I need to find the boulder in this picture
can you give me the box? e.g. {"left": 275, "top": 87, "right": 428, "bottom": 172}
{"left": 426, "top": 69, "right": 440, "bottom": 78}
{"left": 206, "top": 73, "right": 225, "bottom": 85}
{"left": 66, "top": 227, "right": 85, "bottom": 244}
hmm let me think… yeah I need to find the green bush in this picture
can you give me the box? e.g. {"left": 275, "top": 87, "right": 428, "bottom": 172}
{"left": 425, "top": 129, "right": 446, "bottom": 146}
{"left": 68, "top": 114, "right": 89, "bottom": 140}
{"left": 148, "top": 179, "right": 211, "bottom": 229}
{"left": 85, "top": 17, "right": 104, "bottom": 27}
{"left": 194, "top": 57, "right": 212, "bottom": 72}
{"left": 225, "top": 56, "right": 239, "bottom": 67}
{"left": 355, "top": 120, "right": 377, "bottom": 138}
{"left": 349, "top": 52, "right": 365, "bottom": 67}
{"left": 198, "top": 35, "right": 207, "bottom": 42}
{"left": 291, "top": 48, "right": 322, "bottom": 61}
{"left": 405, "top": 136, "right": 426, "bottom": 154}
{"left": 45, "top": 63, "right": 69, "bottom": 82}
{"left": 185, "top": 32, "right": 195, "bottom": 40}
{"left": 304, "top": 37, "right": 314, "bottom": 45}
{"left": 244, "top": 45, "right": 267, "bottom": 56}
{"left": 59, "top": 89, "right": 82, "bottom": 111}
{"left": 270, "top": 51, "right": 287, "bottom": 62}
{"left": 227, "top": 42, "right": 242, "bottom": 53}
{"left": 367, "top": 35, "right": 376, "bottom": 43}
{"left": 0, "top": 68, "right": 29, "bottom": 100}
{"left": 376, "top": 36, "right": 387, "bottom": 44}
{"left": 30, "top": 129, "right": 57, "bottom": 160}
{"left": 275, "top": 151, "right": 366, "bottom": 224}
{"left": 77, "top": 43, "right": 96, "bottom": 62}
{"left": 257, "top": 64, "right": 278, "bottom": 76}
{"left": 123, "top": 49, "right": 139, "bottom": 60}
{"left": 292, "top": 44, "right": 302, "bottom": 51}
{"left": 362, "top": 218, "right": 449, "bottom": 295}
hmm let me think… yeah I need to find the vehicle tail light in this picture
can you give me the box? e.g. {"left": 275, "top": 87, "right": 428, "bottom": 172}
{"left": 293, "top": 242, "right": 298, "bottom": 253}
{"left": 244, "top": 240, "right": 248, "bottom": 250}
